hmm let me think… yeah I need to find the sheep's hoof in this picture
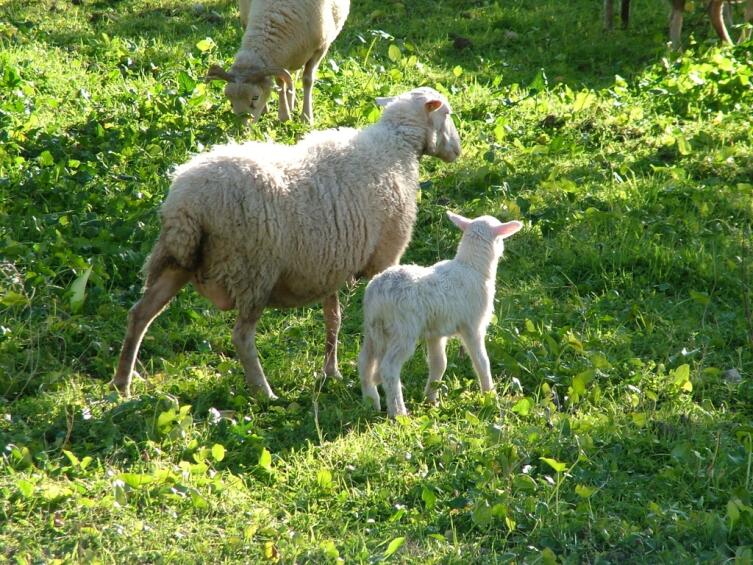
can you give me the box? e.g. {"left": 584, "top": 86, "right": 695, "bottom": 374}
{"left": 109, "top": 379, "right": 131, "bottom": 398}
{"left": 323, "top": 368, "right": 343, "bottom": 380}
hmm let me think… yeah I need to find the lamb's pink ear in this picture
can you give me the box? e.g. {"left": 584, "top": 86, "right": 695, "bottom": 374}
{"left": 425, "top": 99, "right": 443, "bottom": 112}
{"left": 495, "top": 220, "right": 523, "bottom": 239}
{"left": 446, "top": 211, "right": 471, "bottom": 231}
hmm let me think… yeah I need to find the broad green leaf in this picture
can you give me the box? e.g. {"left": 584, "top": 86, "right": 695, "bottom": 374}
{"left": 511, "top": 397, "right": 532, "bottom": 416}
{"left": 120, "top": 473, "right": 157, "bottom": 488}
{"left": 727, "top": 498, "right": 740, "bottom": 527}
{"left": 452, "top": 65, "right": 463, "bottom": 77}
{"left": 16, "top": 479, "right": 34, "bottom": 498}
{"left": 258, "top": 448, "right": 272, "bottom": 470}
{"left": 465, "top": 410, "right": 480, "bottom": 425}
{"left": 689, "top": 290, "right": 710, "bottom": 305}
{"left": 421, "top": 486, "right": 437, "bottom": 510}
{"left": 211, "top": 443, "right": 225, "bottom": 462}
{"left": 320, "top": 540, "right": 339, "bottom": 559}
{"left": 196, "top": 38, "right": 216, "bottom": 52}
{"left": 38, "top": 150, "right": 55, "bottom": 166}
{"left": 387, "top": 44, "right": 401, "bottom": 62}
{"left": 69, "top": 265, "right": 92, "bottom": 314}
{"left": 572, "top": 90, "right": 595, "bottom": 112}
{"left": 62, "top": 450, "right": 80, "bottom": 466}
{"left": 1, "top": 290, "right": 28, "bottom": 307}
{"left": 541, "top": 547, "right": 558, "bottom": 565}
{"left": 540, "top": 457, "right": 567, "bottom": 473}
{"left": 572, "top": 369, "right": 594, "bottom": 395}
{"left": 575, "top": 484, "right": 596, "bottom": 498}
{"left": 384, "top": 536, "right": 405, "bottom": 558}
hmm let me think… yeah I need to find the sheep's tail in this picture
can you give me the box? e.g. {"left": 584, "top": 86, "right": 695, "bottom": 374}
{"left": 142, "top": 210, "right": 203, "bottom": 285}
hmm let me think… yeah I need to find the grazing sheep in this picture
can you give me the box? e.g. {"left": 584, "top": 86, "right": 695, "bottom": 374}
{"left": 359, "top": 212, "right": 523, "bottom": 418}
{"left": 604, "top": 0, "right": 753, "bottom": 48}
{"left": 207, "top": 0, "right": 350, "bottom": 123}
{"left": 111, "top": 87, "right": 461, "bottom": 399}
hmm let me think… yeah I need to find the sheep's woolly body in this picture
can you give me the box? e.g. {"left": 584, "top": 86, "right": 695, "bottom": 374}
{"left": 149, "top": 93, "right": 446, "bottom": 313}
{"left": 238, "top": 0, "right": 349, "bottom": 71}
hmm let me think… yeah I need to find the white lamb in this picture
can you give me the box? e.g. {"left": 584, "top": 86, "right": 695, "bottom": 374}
{"left": 111, "top": 87, "right": 461, "bottom": 399}
{"left": 359, "top": 211, "right": 523, "bottom": 418}
{"left": 207, "top": 0, "right": 350, "bottom": 124}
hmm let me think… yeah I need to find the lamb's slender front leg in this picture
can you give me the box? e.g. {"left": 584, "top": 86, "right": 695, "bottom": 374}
{"left": 112, "top": 267, "right": 190, "bottom": 397}
{"left": 233, "top": 308, "right": 277, "bottom": 399}
{"left": 322, "top": 293, "right": 342, "bottom": 379}
{"left": 424, "top": 337, "right": 448, "bottom": 405}
{"left": 301, "top": 48, "right": 326, "bottom": 125}
{"left": 459, "top": 328, "right": 495, "bottom": 395}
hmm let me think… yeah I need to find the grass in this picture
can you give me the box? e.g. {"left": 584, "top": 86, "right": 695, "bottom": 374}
{"left": 1, "top": 0, "right": 753, "bottom": 561}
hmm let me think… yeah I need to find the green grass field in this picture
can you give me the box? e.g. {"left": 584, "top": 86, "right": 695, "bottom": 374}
{"left": 2, "top": 0, "right": 753, "bottom": 561}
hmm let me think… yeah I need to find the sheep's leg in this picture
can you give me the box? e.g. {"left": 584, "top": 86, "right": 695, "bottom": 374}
{"left": 275, "top": 77, "right": 291, "bottom": 122}
{"left": 322, "top": 293, "right": 342, "bottom": 379}
{"left": 669, "top": 0, "right": 685, "bottom": 49}
{"left": 424, "top": 337, "right": 448, "bottom": 405}
{"left": 379, "top": 342, "right": 414, "bottom": 418}
{"left": 604, "top": 0, "right": 614, "bottom": 30}
{"left": 111, "top": 267, "right": 190, "bottom": 397}
{"left": 459, "top": 329, "right": 495, "bottom": 395}
{"left": 286, "top": 72, "right": 296, "bottom": 115}
{"left": 742, "top": 0, "right": 753, "bottom": 42}
{"left": 710, "top": 0, "right": 733, "bottom": 43}
{"left": 301, "top": 47, "right": 326, "bottom": 125}
{"left": 233, "top": 308, "right": 278, "bottom": 399}
{"left": 620, "top": 0, "right": 631, "bottom": 28}
{"left": 358, "top": 335, "right": 380, "bottom": 410}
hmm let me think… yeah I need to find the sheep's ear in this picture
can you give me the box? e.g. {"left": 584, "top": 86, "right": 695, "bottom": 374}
{"left": 425, "top": 99, "right": 443, "bottom": 112}
{"left": 206, "top": 64, "right": 234, "bottom": 82}
{"left": 375, "top": 96, "right": 396, "bottom": 107}
{"left": 446, "top": 211, "right": 471, "bottom": 231}
{"left": 495, "top": 220, "right": 524, "bottom": 239}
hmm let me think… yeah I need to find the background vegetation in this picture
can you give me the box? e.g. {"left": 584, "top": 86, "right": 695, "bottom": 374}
{"left": 1, "top": 0, "right": 752, "bottom": 561}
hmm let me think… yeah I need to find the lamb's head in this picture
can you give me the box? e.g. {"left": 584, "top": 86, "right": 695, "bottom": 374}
{"left": 448, "top": 211, "right": 523, "bottom": 259}
{"left": 376, "top": 87, "right": 461, "bottom": 162}
{"left": 206, "top": 64, "right": 293, "bottom": 120}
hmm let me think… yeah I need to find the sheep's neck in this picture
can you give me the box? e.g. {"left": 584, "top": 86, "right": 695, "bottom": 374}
{"left": 454, "top": 238, "right": 500, "bottom": 279}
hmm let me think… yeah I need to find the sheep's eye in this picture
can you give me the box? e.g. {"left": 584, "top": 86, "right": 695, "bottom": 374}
{"left": 251, "top": 95, "right": 260, "bottom": 102}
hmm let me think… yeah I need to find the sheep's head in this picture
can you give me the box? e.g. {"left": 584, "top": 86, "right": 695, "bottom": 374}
{"left": 447, "top": 211, "right": 523, "bottom": 258}
{"left": 206, "top": 64, "right": 293, "bottom": 121}
{"left": 376, "top": 87, "right": 461, "bottom": 163}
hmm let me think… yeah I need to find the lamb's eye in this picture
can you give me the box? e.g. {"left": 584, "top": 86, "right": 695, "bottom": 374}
{"left": 251, "top": 95, "right": 260, "bottom": 102}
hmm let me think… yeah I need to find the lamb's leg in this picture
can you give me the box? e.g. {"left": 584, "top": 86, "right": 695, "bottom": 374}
{"left": 322, "top": 293, "right": 342, "bottom": 379}
{"left": 111, "top": 267, "right": 190, "bottom": 397}
{"left": 459, "top": 329, "right": 495, "bottom": 395}
{"left": 669, "top": 0, "right": 685, "bottom": 49}
{"left": 358, "top": 335, "right": 380, "bottom": 410}
{"left": 379, "top": 342, "right": 414, "bottom": 418}
{"left": 233, "top": 308, "right": 278, "bottom": 399}
{"left": 424, "top": 337, "right": 448, "bottom": 405}
{"left": 709, "top": 0, "right": 732, "bottom": 43}
{"left": 301, "top": 48, "right": 326, "bottom": 125}
{"left": 275, "top": 77, "right": 291, "bottom": 122}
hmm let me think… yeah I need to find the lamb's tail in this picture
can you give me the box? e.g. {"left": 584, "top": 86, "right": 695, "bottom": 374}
{"left": 142, "top": 209, "right": 203, "bottom": 285}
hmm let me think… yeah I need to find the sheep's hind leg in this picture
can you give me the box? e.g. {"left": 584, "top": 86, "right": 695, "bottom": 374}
{"left": 233, "top": 308, "right": 278, "bottom": 400}
{"left": 379, "top": 342, "right": 414, "bottom": 418}
{"left": 459, "top": 329, "right": 496, "bottom": 395}
{"left": 275, "top": 77, "right": 291, "bottom": 122}
{"left": 322, "top": 293, "right": 342, "bottom": 379}
{"left": 424, "top": 337, "right": 448, "bottom": 405}
{"left": 111, "top": 267, "right": 190, "bottom": 397}
{"left": 301, "top": 48, "right": 326, "bottom": 125}
{"left": 358, "top": 335, "right": 380, "bottom": 410}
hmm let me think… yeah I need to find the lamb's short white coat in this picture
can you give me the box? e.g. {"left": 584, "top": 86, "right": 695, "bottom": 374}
{"left": 208, "top": 0, "right": 350, "bottom": 123}
{"left": 112, "top": 88, "right": 461, "bottom": 400}
{"left": 359, "top": 212, "right": 523, "bottom": 417}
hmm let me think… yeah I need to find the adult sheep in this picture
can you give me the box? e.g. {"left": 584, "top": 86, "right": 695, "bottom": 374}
{"left": 112, "top": 87, "right": 462, "bottom": 399}
{"left": 207, "top": 0, "right": 350, "bottom": 124}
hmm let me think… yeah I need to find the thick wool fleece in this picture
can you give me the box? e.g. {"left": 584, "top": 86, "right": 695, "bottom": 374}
{"left": 235, "top": 0, "right": 350, "bottom": 71}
